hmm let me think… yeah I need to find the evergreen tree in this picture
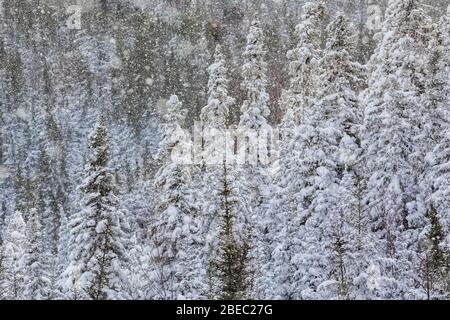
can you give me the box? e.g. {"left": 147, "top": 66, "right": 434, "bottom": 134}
{"left": 418, "top": 14, "right": 450, "bottom": 300}
{"left": 63, "top": 118, "right": 129, "bottom": 300}
{"left": 55, "top": 208, "right": 70, "bottom": 299}
{"left": 0, "top": 211, "right": 26, "bottom": 300}
{"left": 209, "top": 160, "right": 251, "bottom": 300}
{"left": 199, "top": 44, "right": 234, "bottom": 286}
{"left": 0, "top": 247, "right": 4, "bottom": 297}
{"left": 418, "top": 206, "right": 449, "bottom": 299}
{"left": 34, "top": 146, "right": 63, "bottom": 256}
{"left": 285, "top": 13, "right": 368, "bottom": 300}
{"left": 426, "top": 14, "right": 450, "bottom": 244}
{"left": 271, "top": 1, "right": 328, "bottom": 300}
{"left": 362, "top": 0, "right": 430, "bottom": 298}
{"left": 199, "top": 44, "right": 252, "bottom": 298}
{"left": 238, "top": 17, "right": 274, "bottom": 298}
{"left": 415, "top": 10, "right": 450, "bottom": 248}
{"left": 310, "top": 14, "right": 369, "bottom": 300}
{"left": 149, "top": 95, "right": 204, "bottom": 299}
{"left": 240, "top": 18, "right": 270, "bottom": 132}
{"left": 23, "top": 208, "right": 51, "bottom": 300}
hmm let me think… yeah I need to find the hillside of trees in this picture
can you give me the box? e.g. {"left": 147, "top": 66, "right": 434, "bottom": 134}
{"left": 0, "top": 0, "right": 449, "bottom": 300}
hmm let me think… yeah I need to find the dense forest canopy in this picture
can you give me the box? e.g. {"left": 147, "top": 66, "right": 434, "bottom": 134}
{"left": 0, "top": 0, "right": 449, "bottom": 300}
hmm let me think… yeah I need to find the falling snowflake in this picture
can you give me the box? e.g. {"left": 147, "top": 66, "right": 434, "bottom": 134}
{"left": 16, "top": 107, "right": 30, "bottom": 121}
{"left": 145, "top": 78, "right": 154, "bottom": 86}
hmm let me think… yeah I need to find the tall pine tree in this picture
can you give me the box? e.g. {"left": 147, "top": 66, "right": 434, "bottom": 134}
{"left": 238, "top": 17, "right": 273, "bottom": 299}
{"left": 300, "top": 14, "right": 370, "bottom": 300}
{"left": 23, "top": 208, "right": 51, "bottom": 300}
{"left": 0, "top": 211, "right": 26, "bottom": 300}
{"left": 362, "top": 0, "right": 430, "bottom": 298}
{"left": 149, "top": 95, "right": 205, "bottom": 299}
{"left": 271, "top": 1, "right": 328, "bottom": 300}
{"left": 63, "top": 118, "right": 129, "bottom": 300}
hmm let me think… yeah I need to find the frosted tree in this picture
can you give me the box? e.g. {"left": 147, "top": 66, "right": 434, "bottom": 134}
{"left": 23, "top": 208, "right": 51, "bottom": 300}
{"left": 199, "top": 44, "right": 235, "bottom": 238}
{"left": 424, "top": 14, "right": 450, "bottom": 238}
{"left": 55, "top": 208, "right": 71, "bottom": 299}
{"left": 283, "top": 13, "right": 368, "bottom": 299}
{"left": 209, "top": 160, "right": 252, "bottom": 300}
{"left": 419, "top": 21, "right": 450, "bottom": 158}
{"left": 238, "top": 17, "right": 273, "bottom": 298}
{"left": 63, "top": 118, "right": 130, "bottom": 300}
{"left": 0, "top": 211, "right": 26, "bottom": 300}
{"left": 298, "top": 14, "right": 370, "bottom": 300}
{"left": 418, "top": 13, "right": 450, "bottom": 300}
{"left": 239, "top": 17, "right": 271, "bottom": 175}
{"left": 416, "top": 10, "right": 450, "bottom": 242}
{"left": 0, "top": 248, "right": 4, "bottom": 296}
{"left": 333, "top": 171, "right": 379, "bottom": 299}
{"left": 271, "top": 1, "right": 328, "bottom": 300}
{"left": 418, "top": 206, "right": 449, "bottom": 300}
{"left": 199, "top": 43, "right": 233, "bottom": 276}
{"left": 362, "top": 0, "right": 430, "bottom": 298}
{"left": 199, "top": 45, "right": 253, "bottom": 298}
{"left": 149, "top": 95, "right": 205, "bottom": 299}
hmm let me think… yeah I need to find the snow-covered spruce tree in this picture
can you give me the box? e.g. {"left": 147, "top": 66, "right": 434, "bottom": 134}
{"left": 199, "top": 44, "right": 235, "bottom": 226}
{"left": 297, "top": 14, "right": 371, "bottom": 300}
{"left": 200, "top": 44, "right": 232, "bottom": 283}
{"left": 125, "top": 232, "right": 159, "bottom": 300}
{"left": 23, "top": 208, "right": 51, "bottom": 300}
{"left": 418, "top": 206, "right": 449, "bottom": 299}
{"left": 282, "top": 13, "right": 370, "bottom": 300}
{"left": 268, "top": 108, "right": 295, "bottom": 300}
{"left": 418, "top": 14, "right": 450, "bottom": 300}
{"left": 149, "top": 95, "right": 205, "bottom": 299}
{"left": 270, "top": 1, "right": 328, "bottom": 300}
{"left": 0, "top": 211, "right": 26, "bottom": 300}
{"left": 209, "top": 160, "right": 252, "bottom": 300}
{"left": 333, "top": 171, "right": 380, "bottom": 299}
{"left": 32, "top": 144, "right": 65, "bottom": 298}
{"left": 425, "top": 13, "right": 450, "bottom": 247}
{"left": 0, "top": 248, "right": 4, "bottom": 296}
{"left": 362, "top": 0, "right": 430, "bottom": 299}
{"left": 55, "top": 207, "right": 71, "bottom": 299}
{"left": 63, "top": 118, "right": 130, "bottom": 300}
{"left": 239, "top": 16, "right": 272, "bottom": 182}
{"left": 199, "top": 44, "right": 252, "bottom": 298}
{"left": 238, "top": 17, "right": 273, "bottom": 299}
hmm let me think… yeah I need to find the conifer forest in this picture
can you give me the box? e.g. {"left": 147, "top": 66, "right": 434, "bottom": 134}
{"left": 0, "top": 0, "right": 449, "bottom": 300}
